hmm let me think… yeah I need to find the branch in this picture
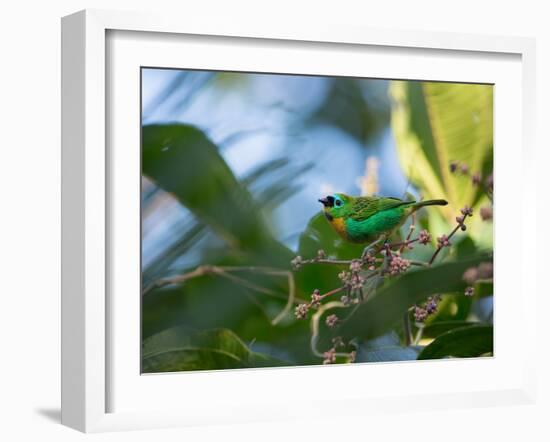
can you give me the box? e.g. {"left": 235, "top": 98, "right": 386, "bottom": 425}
{"left": 293, "top": 257, "right": 354, "bottom": 267}
{"left": 309, "top": 301, "right": 348, "bottom": 358}
{"left": 428, "top": 206, "right": 473, "bottom": 266}
{"left": 400, "top": 213, "right": 416, "bottom": 253}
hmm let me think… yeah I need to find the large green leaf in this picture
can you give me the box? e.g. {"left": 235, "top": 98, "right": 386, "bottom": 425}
{"left": 141, "top": 273, "right": 317, "bottom": 365}
{"left": 142, "top": 327, "right": 288, "bottom": 373}
{"left": 142, "top": 155, "right": 304, "bottom": 285}
{"left": 142, "top": 124, "right": 275, "bottom": 252}
{"left": 390, "top": 81, "right": 493, "bottom": 221}
{"left": 141, "top": 127, "right": 303, "bottom": 359}
{"left": 421, "top": 320, "right": 478, "bottom": 338}
{"left": 336, "top": 254, "right": 492, "bottom": 342}
{"left": 417, "top": 324, "right": 493, "bottom": 359}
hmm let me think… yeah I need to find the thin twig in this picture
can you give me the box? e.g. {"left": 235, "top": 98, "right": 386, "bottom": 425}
{"left": 386, "top": 238, "right": 419, "bottom": 250}
{"left": 318, "top": 286, "right": 346, "bottom": 301}
{"left": 400, "top": 213, "right": 416, "bottom": 253}
{"left": 298, "top": 258, "right": 355, "bottom": 266}
{"left": 142, "top": 265, "right": 216, "bottom": 295}
{"left": 410, "top": 260, "right": 430, "bottom": 268}
{"left": 413, "top": 323, "right": 425, "bottom": 345}
{"left": 269, "top": 269, "right": 296, "bottom": 325}
{"left": 310, "top": 301, "right": 348, "bottom": 358}
{"left": 428, "top": 223, "right": 462, "bottom": 265}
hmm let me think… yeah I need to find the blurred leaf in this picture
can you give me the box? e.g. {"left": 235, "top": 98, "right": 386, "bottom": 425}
{"left": 309, "top": 78, "right": 389, "bottom": 142}
{"left": 417, "top": 324, "right": 493, "bottom": 359}
{"left": 143, "top": 71, "right": 214, "bottom": 121}
{"left": 454, "top": 235, "right": 478, "bottom": 259}
{"left": 142, "top": 263, "right": 291, "bottom": 336}
{"left": 142, "top": 124, "right": 274, "bottom": 252}
{"left": 142, "top": 327, "right": 288, "bottom": 373}
{"left": 390, "top": 81, "right": 493, "bottom": 220}
{"left": 337, "top": 253, "right": 492, "bottom": 342}
{"left": 298, "top": 212, "right": 365, "bottom": 260}
{"left": 295, "top": 212, "right": 364, "bottom": 296}
{"left": 142, "top": 71, "right": 188, "bottom": 119}
{"left": 427, "top": 293, "right": 473, "bottom": 323}
{"left": 422, "top": 320, "right": 478, "bottom": 338}
{"left": 251, "top": 157, "right": 314, "bottom": 215}
{"left": 142, "top": 220, "right": 207, "bottom": 286}
{"left": 142, "top": 155, "right": 304, "bottom": 284}
{"left": 475, "top": 281, "right": 493, "bottom": 298}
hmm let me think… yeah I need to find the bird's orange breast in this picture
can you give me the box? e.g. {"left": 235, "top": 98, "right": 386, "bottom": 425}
{"left": 329, "top": 217, "right": 348, "bottom": 240}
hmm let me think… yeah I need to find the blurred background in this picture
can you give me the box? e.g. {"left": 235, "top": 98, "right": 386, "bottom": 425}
{"left": 142, "top": 69, "right": 406, "bottom": 266}
{"left": 141, "top": 68, "right": 493, "bottom": 372}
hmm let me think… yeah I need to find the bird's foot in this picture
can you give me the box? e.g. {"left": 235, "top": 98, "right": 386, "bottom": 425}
{"left": 361, "top": 236, "right": 386, "bottom": 261}
{"left": 361, "top": 247, "right": 374, "bottom": 261}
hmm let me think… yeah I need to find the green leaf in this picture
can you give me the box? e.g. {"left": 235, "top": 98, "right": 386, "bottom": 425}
{"left": 142, "top": 124, "right": 274, "bottom": 252}
{"left": 475, "top": 281, "right": 493, "bottom": 298}
{"left": 422, "top": 320, "right": 478, "bottom": 338}
{"left": 337, "top": 254, "right": 492, "bottom": 342}
{"left": 417, "top": 324, "right": 493, "bottom": 359}
{"left": 142, "top": 327, "right": 288, "bottom": 373}
{"left": 298, "top": 212, "right": 365, "bottom": 260}
{"left": 390, "top": 81, "right": 493, "bottom": 220}
{"left": 454, "top": 235, "right": 478, "bottom": 260}
{"left": 294, "top": 212, "right": 365, "bottom": 296}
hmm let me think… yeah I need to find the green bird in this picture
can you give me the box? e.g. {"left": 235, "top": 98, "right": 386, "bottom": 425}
{"left": 318, "top": 193, "right": 448, "bottom": 247}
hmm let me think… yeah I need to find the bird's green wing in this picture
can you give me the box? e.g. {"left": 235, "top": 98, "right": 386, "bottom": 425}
{"left": 350, "top": 196, "right": 414, "bottom": 222}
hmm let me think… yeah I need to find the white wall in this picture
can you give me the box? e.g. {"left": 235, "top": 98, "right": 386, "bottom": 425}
{"left": 0, "top": 1, "right": 547, "bottom": 440}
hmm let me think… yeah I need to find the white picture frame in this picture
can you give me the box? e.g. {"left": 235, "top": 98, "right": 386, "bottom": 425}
{"left": 61, "top": 9, "right": 537, "bottom": 433}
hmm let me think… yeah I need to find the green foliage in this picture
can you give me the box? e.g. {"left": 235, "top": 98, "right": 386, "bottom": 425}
{"left": 142, "top": 124, "right": 273, "bottom": 251}
{"left": 299, "top": 212, "right": 365, "bottom": 260}
{"left": 417, "top": 324, "right": 493, "bottom": 359}
{"left": 308, "top": 78, "right": 390, "bottom": 143}
{"left": 142, "top": 327, "right": 288, "bottom": 373}
{"left": 390, "top": 81, "right": 493, "bottom": 227}
{"left": 142, "top": 124, "right": 314, "bottom": 367}
{"left": 295, "top": 212, "right": 364, "bottom": 295}
{"left": 141, "top": 77, "right": 494, "bottom": 372}
{"left": 421, "top": 320, "right": 478, "bottom": 338}
{"left": 337, "top": 254, "right": 492, "bottom": 342}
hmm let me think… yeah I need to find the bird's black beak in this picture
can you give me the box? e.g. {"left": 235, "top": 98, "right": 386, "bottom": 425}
{"left": 318, "top": 196, "right": 335, "bottom": 207}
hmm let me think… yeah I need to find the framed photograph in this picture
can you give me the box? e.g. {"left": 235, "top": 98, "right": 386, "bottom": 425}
{"left": 61, "top": 9, "right": 537, "bottom": 432}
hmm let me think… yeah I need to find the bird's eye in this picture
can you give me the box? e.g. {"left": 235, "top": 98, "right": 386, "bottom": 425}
{"left": 335, "top": 199, "right": 342, "bottom": 207}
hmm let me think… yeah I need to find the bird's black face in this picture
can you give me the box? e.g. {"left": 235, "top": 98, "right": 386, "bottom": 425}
{"left": 318, "top": 195, "right": 335, "bottom": 208}
{"left": 319, "top": 194, "right": 345, "bottom": 208}
{"left": 318, "top": 194, "right": 347, "bottom": 221}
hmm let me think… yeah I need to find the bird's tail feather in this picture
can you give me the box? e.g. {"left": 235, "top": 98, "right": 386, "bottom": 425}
{"left": 413, "top": 199, "right": 448, "bottom": 209}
